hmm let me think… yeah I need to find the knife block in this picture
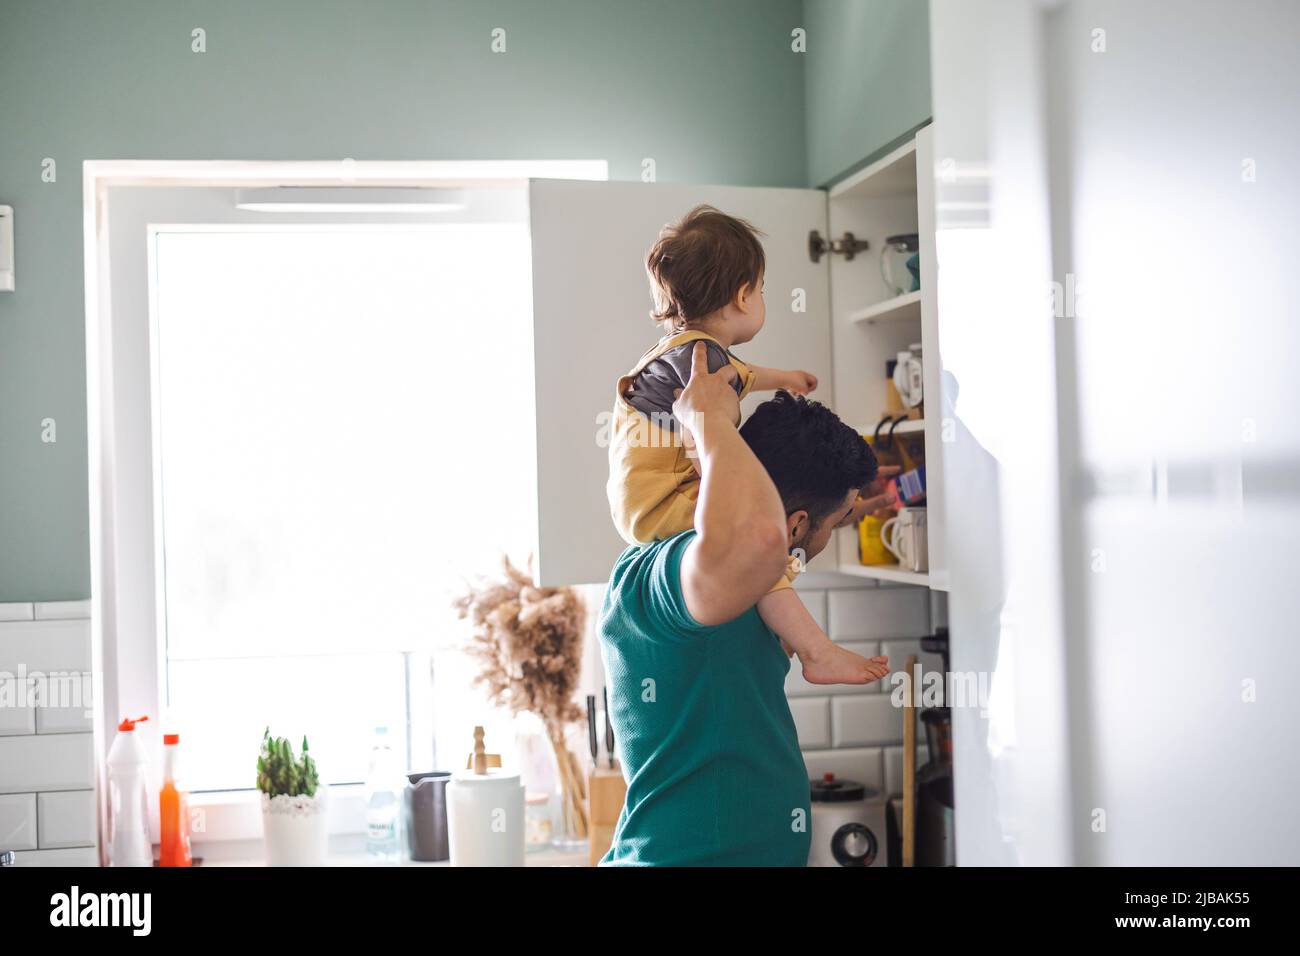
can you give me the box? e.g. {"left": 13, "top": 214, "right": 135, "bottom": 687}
{"left": 587, "top": 765, "right": 627, "bottom": 866}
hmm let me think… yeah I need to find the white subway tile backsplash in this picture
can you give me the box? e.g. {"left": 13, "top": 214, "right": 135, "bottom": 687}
{"left": 34, "top": 673, "right": 94, "bottom": 734}
{"left": 38, "top": 790, "right": 97, "bottom": 848}
{"left": 792, "top": 583, "right": 926, "bottom": 774}
{"left": 0, "top": 599, "right": 97, "bottom": 858}
{"left": 789, "top": 582, "right": 940, "bottom": 822}
{"left": 0, "top": 618, "right": 92, "bottom": 673}
{"left": 831, "top": 694, "right": 905, "bottom": 748}
{"left": 10, "top": 846, "right": 99, "bottom": 867}
{"left": 0, "top": 678, "right": 37, "bottom": 735}
{"left": 885, "top": 744, "right": 931, "bottom": 797}
{"left": 0, "top": 603, "right": 35, "bottom": 622}
{"left": 33, "top": 600, "right": 92, "bottom": 621}
{"left": 0, "top": 733, "right": 95, "bottom": 793}
{"left": 881, "top": 639, "right": 945, "bottom": 684}
{"left": 785, "top": 641, "right": 882, "bottom": 697}
{"left": 788, "top": 696, "right": 831, "bottom": 749}
{"left": 802, "top": 747, "right": 885, "bottom": 792}
{"left": 0, "top": 792, "right": 38, "bottom": 851}
{"left": 827, "top": 588, "right": 929, "bottom": 641}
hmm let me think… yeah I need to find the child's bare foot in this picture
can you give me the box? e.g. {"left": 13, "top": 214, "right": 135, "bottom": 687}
{"left": 799, "top": 642, "right": 889, "bottom": 686}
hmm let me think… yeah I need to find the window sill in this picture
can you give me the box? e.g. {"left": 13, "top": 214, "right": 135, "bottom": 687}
{"left": 187, "top": 788, "right": 590, "bottom": 867}
{"left": 190, "top": 784, "right": 365, "bottom": 844}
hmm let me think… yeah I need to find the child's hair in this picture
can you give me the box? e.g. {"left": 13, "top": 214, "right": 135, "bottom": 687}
{"left": 645, "top": 205, "right": 765, "bottom": 330}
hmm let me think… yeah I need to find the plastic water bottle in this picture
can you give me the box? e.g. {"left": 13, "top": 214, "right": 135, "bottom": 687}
{"left": 365, "top": 726, "right": 402, "bottom": 864}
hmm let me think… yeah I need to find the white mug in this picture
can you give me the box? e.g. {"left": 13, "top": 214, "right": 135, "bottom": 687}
{"left": 880, "top": 508, "right": 928, "bottom": 572}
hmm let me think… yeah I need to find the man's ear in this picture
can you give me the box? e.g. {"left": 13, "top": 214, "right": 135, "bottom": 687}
{"left": 786, "top": 509, "right": 809, "bottom": 547}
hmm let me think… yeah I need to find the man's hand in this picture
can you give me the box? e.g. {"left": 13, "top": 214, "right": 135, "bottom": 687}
{"left": 673, "top": 341, "right": 741, "bottom": 450}
{"left": 675, "top": 341, "right": 790, "bottom": 627}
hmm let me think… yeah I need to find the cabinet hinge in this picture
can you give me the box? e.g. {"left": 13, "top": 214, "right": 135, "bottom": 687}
{"left": 808, "top": 230, "right": 870, "bottom": 263}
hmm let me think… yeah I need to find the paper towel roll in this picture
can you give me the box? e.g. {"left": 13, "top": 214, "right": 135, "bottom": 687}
{"left": 446, "top": 767, "right": 526, "bottom": 866}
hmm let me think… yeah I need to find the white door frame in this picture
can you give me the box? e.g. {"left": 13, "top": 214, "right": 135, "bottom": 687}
{"left": 81, "top": 159, "right": 607, "bottom": 860}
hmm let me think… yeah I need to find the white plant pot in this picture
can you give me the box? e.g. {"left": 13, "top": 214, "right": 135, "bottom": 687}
{"left": 260, "top": 789, "right": 328, "bottom": 866}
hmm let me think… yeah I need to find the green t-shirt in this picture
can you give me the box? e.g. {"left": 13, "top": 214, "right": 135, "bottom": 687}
{"left": 597, "top": 529, "right": 811, "bottom": 866}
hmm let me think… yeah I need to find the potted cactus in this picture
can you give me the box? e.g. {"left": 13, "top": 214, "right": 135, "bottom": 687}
{"left": 257, "top": 728, "right": 328, "bottom": 866}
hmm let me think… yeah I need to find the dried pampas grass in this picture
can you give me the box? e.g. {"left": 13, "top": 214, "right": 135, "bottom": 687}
{"left": 453, "top": 555, "right": 589, "bottom": 837}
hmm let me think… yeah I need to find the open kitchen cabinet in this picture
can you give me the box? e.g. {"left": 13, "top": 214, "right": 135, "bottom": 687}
{"left": 527, "top": 123, "right": 947, "bottom": 592}
{"left": 825, "top": 125, "right": 947, "bottom": 591}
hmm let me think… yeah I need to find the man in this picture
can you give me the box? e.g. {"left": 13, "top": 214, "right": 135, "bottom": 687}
{"left": 598, "top": 342, "right": 884, "bottom": 865}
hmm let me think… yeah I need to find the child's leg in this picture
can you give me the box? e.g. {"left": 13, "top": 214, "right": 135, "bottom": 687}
{"left": 757, "top": 588, "right": 890, "bottom": 686}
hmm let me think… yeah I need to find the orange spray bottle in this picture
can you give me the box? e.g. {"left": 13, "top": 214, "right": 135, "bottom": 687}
{"left": 159, "top": 733, "right": 193, "bottom": 867}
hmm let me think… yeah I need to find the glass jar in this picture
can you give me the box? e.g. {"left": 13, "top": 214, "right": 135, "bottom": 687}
{"left": 880, "top": 233, "right": 921, "bottom": 297}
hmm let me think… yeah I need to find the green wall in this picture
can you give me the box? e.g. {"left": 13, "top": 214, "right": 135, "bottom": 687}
{"left": 0, "top": 0, "right": 931, "bottom": 600}
{"left": 803, "top": 0, "right": 931, "bottom": 187}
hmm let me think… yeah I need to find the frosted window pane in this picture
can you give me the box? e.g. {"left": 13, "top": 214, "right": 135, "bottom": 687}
{"left": 152, "top": 226, "right": 535, "bottom": 788}
{"left": 167, "top": 654, "right": 407, "bottom": 790}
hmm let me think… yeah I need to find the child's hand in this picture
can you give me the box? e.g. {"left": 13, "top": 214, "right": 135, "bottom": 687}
{"left": 834, "top": 466, "right": 902, "bottom": 528}
{"left": 781, "top": 370, "right": 818, "bottom": 395}
{"left": 752, "top": 366, "right": 818, "bottom": 395}
{"left": 860, "top": 465, "right": 901, "bottom": 514}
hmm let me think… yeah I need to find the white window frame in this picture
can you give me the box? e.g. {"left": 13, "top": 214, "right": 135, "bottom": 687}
{"left": 82, "top": 160, "right": 607, "bottom": 857}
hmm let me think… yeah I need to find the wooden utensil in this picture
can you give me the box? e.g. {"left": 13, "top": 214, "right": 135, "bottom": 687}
{"left": 902, "top": 654, "right": 918, "bottom": 867}
{"left": 587, "top": 763, "right": 626, "bottom": 866}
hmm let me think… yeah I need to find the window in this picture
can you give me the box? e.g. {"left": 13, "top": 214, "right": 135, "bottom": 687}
{"left": 150, "top": 223, "right": 537, "bottom": 791}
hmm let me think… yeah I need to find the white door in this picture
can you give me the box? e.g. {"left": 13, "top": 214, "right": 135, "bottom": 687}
{"left": 933, "top": 0, "right": 1300, "bottom": 865}
{"left": 528, "top": 180, "right": 832, "bottom": 586}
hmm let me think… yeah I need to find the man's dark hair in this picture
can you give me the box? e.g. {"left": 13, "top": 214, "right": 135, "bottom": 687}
{"left": 739, "top": 391, "right": 877, "bottom": 530}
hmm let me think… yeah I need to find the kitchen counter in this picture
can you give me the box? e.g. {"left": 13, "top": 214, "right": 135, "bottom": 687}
{"left": 195, "top": 837, "right": 589, "bottom": 867}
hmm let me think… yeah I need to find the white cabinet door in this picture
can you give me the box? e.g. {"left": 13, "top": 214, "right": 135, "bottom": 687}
{"left": 528, "top": 180, "right": 831, "bottom": 586}
{"left": 915, "top": 124, "right": 949, "bottom": 590}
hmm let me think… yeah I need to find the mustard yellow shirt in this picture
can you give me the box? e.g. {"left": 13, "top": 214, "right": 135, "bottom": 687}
{"left": 606, "top": 330, "right": 797, "bottom": 591}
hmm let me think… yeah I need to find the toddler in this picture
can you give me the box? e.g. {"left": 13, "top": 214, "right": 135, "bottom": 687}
{"left": 606, "top": 205, "right": 888, "bottom": 686}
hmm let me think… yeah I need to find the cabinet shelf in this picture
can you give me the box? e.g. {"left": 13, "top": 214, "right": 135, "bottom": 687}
{"left": 830, "top": 140, "right": 919, "bottom": 201}
{"left": 837, "top": 563, "right": 930, "bottom": 587}
{"left": 828, "top": 125, "right": 944, "bottom": 591}
{"left": 849, "top": 290, "right": 921, "bottom": 325}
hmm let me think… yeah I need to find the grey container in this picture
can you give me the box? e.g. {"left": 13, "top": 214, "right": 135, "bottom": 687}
{"left": 403, "top": 771, "right": 451, "bottom": 862}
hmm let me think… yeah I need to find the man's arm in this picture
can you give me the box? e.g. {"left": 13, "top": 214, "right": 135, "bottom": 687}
{"left": 672, "top": 342, "right": 789, "bottom": 626}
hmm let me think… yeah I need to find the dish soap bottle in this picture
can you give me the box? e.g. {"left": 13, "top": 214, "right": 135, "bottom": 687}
{"left": 107, "top": 715, "right": 153, "bottom": 867}
{"left": 159, "top": 732, "right": 193, "bottom": 867}
{"left": 364, "top": 726, "right": 402, "bottom": 864}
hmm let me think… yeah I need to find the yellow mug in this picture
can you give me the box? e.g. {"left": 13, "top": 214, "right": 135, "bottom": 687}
{"left": 858, "top": 515, "right": 898, "bottom": 566}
